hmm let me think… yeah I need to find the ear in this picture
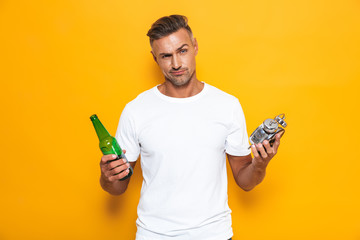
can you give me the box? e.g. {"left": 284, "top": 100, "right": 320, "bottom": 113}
{"left": 193, "top": 38, "right": 198, "bottom": 56}
{"left": 151, "top": 51, "right": 158, "bottom": 63}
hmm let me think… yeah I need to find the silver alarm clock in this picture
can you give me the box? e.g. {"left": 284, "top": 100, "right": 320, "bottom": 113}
{"left": 249, "top": 114, "right": 287, "bottom": 147}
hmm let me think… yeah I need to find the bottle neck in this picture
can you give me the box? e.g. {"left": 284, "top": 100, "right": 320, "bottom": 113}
{"left": 91, "top": 117, "right": 110, "bottom": 140}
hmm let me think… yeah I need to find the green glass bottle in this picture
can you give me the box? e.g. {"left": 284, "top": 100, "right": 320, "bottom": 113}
{"left": 90, "top": 114, "right": 133, "bottom": 181}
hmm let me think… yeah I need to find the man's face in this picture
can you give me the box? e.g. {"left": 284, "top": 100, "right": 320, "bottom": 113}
{"left": 151, "top": 28, "right": 198, "bottom": 87}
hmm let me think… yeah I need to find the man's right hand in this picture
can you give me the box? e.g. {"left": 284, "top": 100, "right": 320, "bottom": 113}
{"left": 100, "top": 150, "right": 131, "bottom": 182}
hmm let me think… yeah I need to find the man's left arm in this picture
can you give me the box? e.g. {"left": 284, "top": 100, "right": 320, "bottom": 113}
{"left": 227, "top": 133, "right": 281, "bottom": 191}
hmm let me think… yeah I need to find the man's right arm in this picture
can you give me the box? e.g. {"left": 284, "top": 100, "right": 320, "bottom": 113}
{"left": 99, "top": 152, "right": 136, "bottom": 195}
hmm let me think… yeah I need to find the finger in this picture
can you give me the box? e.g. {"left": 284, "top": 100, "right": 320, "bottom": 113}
{"left": 120, "top": 154, "right": 128, "bottom": 163}
{"left": 107, "top": 158, "right": 127, "bottom": 170}
{"left": 101, "top": 160, "right": 122, "bottom": 175}
{"left": 109, "top": 168, "right": 130, "bottom": 181}
{"left": 103, "top": 161, "right": 128, "bottom": 178}
{"left": 273, "top": 134, "right": 281, "bottom": 153}
{"left": 251, "top": 144, "right": 260, "bottom": 158}
{"left": 101, "top": 154, "right": 118, "bottom": 165}
{"left": 256, "top": 143, "right": 268, "bottom": 159}
{"left": 109, "top": 163, "right": 130, "bottom": 176}
{"left": 263, "top": 140, "right": 273, "bottom": 155}
{"left": 122, "top": 149, "right": 126, "bottom": 154}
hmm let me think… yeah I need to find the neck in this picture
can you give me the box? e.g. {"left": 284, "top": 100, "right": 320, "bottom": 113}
{"left": 158, "top": 78, "right": 204, "bottom": 98}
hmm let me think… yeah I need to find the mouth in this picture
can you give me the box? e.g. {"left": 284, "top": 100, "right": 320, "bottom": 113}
{"left": 170, "top": 69, "right": 187, "bottom": 76}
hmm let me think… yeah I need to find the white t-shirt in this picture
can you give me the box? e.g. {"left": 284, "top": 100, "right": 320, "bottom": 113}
{"left": 115, "top": 83, "right": 251, "bottom": 240}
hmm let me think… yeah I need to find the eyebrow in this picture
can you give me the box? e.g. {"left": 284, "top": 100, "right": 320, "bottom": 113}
{"left": 159, "top": 44, "right": 189, "bottom": 56}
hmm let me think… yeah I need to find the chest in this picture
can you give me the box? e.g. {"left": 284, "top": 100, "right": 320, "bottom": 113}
{"left": 137, "top": 104, "right": 231, "bottom": 156}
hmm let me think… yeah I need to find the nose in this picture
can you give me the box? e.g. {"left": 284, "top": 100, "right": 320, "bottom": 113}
{"left": 171, "top": 55, "right": 181, "bottom": 70}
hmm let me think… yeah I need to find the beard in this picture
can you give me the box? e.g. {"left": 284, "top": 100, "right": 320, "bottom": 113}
{"left": 164, "top": 69, "right": 195, "bottom": 87}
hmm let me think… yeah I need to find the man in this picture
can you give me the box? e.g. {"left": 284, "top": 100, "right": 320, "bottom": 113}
{"left": 99, "top": 15, "right": 282, "bottom": 240}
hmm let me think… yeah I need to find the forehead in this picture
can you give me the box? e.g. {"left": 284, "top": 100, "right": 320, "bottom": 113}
{"left": 152, "top": 28, "right": 193, "bottom": 54}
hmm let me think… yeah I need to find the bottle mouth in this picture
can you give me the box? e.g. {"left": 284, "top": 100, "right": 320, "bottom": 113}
{"left": 90, "top": 114, "right": 98, "bottom": 121}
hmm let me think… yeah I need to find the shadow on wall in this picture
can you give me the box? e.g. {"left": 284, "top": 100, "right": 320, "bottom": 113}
{"left": 235, "top": 187, "right": 263, "bottom": 208}
{"left": 106, "top": 194, "right": 126, "bottom": 218}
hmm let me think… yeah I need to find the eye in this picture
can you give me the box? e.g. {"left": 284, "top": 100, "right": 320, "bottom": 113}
{"left": 180, "top": 49, "right": 188, "bottom": 54}
{"left": 161, "top": 54, "right": 171, "bottom": 59}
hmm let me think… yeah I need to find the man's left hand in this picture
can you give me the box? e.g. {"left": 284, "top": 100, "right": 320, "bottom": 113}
{"left": 250, "top": 133, "right": 282, "bottom": 169}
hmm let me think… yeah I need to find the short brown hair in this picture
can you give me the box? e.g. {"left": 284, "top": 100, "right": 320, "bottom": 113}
{"left": 147, "top": 15, "right": 193, "bottom": 46}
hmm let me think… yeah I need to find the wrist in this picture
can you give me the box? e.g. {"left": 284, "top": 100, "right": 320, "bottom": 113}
{"left": 252, "top": 158, "right": 268, "bottom": 171}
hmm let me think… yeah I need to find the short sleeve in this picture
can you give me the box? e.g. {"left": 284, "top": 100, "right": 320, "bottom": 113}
{"left": 225, "top": 99, "right": 251, "bottom": 156}
{"left": 115, "top": 105, "right": 140, "bottom": 162}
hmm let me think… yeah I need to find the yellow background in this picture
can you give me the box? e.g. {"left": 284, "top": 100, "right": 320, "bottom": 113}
{"left": 1, "top": 0, "right": 359, "bottom": 239}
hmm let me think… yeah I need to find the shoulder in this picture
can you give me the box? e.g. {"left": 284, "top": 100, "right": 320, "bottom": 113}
{"left": 205, "top": 83, "right": 240, "bottom": 105}
{"left": 124, "top": 86, "right": 158, "bottom": 112}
